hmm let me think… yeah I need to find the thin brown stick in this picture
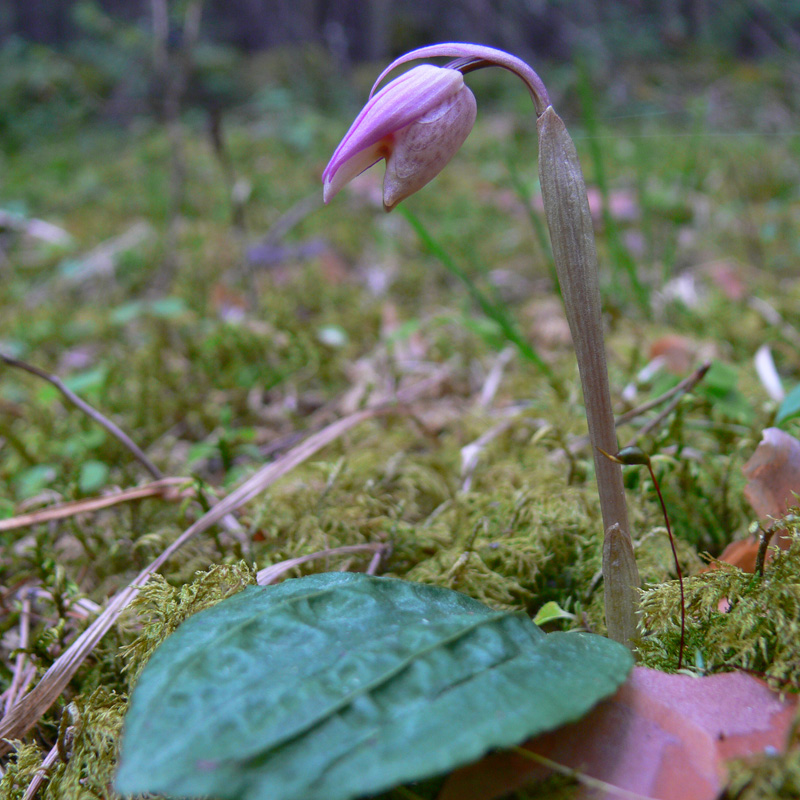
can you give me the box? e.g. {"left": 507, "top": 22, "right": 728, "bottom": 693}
{"left": 511, "top": 747, "right": 656, "bottom": 800}
{"left": 755, "top": 524, "right": 777, "bottom": 577}
{"left": 1, "top": 354, "right": 244, "bottom": 540}
{"left": 0, "top": 371, "right": 449, "bottom": 754}
{"left": 21, "top": 743, "right": 59, "bottom": 800}
{"left": 618, "top": 361, "right": 711, "bottom": 431}
{"left": 0, "top": 353, "right": 162, "bottom": 480}
{"left": 0, "top": 478, "right": 192, "bottom": 533}
{"left": 256, "top": 543, "right": 390, "bottom": 585}
{"left": 623, "top": 361, "right": 712, "bottom": 449}
{"left": 563, "top": 361, "right": 712, "bottom": 455}
{"left": 4, "top": 591, "right": 32, "bottom": 715}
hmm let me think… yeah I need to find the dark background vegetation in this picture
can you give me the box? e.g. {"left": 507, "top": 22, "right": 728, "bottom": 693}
{"left": 5, "top": 0, "right": 800, "bottom": 59}
{"left": 4, "top": 0, "right": 800, "bottom": 59}
{"left": 2, "top": 0, "right": 798, "bottom": 155}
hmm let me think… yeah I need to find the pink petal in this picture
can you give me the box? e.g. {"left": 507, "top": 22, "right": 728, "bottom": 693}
{"left": 382, "top": 84, "right": 476, "bottom": 210}
{"left": 323, "top": 140, "right": 388, "bottom": 204}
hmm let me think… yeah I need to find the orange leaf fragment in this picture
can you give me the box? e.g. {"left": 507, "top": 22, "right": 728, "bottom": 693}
{"left": 439, "top": 667, "right": 797, "bottom": 800}
{"left": 743, "top": 427, "right": 800, "bottom": 551}
{"left": 714, "top": 537, "right": 760, "bottom": 572}
{"left": 716, "top": 427, "right": 800, "bottom": 570}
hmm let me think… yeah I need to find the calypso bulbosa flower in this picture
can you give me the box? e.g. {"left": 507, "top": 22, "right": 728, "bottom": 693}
{"left": 324, "top": 43, "right": 640, "bottom": 648}
{"left": 323, "top": 64, "right": 477, "bottom": 211}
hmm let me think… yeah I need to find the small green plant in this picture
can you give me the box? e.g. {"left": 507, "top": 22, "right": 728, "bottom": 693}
{"left": 322, "top": 43, "right": 638, "bottom": 645}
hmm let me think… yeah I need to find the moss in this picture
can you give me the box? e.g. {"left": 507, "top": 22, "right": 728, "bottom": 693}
{"left": 41, "top": 688, "right": 127, "bottom": 800}
{"left": 121, "top": 560, "right": 257, "bottom": 686}
{"left": 638, "top": 518, "right": 800, "bottom": 688}
{"left": 0, "top": 741, "right": 47, "bottom": 800}
{"left": 3, "top": 53, "right": 798, "bottom": 800}
{"left": 0, "top": 690, "right": 127, "bottom": 800}
{"left": 723, "top": 719, "right": 800, "bottom": 799}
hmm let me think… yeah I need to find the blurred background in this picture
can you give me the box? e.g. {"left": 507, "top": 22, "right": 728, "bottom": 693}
{"left": 4, "top": 0, "right": 800, "bottom": 60}
{"left": 2, "top": 0, "right": 799, "bottom": 151}
{"left": 0, "top": 0, "right": 798, "bottom": 537}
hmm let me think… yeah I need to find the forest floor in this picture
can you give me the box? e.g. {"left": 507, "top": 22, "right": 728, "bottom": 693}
{"left": 1, "top": 52, "right": 800, "bottom": 798}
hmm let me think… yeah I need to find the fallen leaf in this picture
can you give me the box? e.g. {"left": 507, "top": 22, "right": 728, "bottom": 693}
{"left": 439, "top": 666, "right": 797, "bottom": 800}
{"left": 713, "top": 536, "right": 759, "bottom": 572}
{"left": 648, "top": 335, "right": 716, "bottom": 375}
{"left": 743, "top": 427, "right": 800, "bottom": 550}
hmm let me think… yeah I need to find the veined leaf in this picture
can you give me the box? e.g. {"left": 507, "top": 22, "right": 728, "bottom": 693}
{"left": 116, "top": 573, "right": 632, "bottom": 800}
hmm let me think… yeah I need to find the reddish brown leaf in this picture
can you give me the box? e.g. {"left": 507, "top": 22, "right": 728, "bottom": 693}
{"left": 647, "top": 335, "right": 717, "bottom": 375}
{"left": 439, "top": 667, "right": 797, "bottom": 800}
{"left": 712, "top": 536, "right": 759, "bottom": 572}
{"left": 743, "top": 427, "right": 800, "bottom": 551}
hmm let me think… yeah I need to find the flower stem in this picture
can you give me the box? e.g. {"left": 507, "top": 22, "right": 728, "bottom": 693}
{"left": 537, "top": 106, "right": 640, "bottom": 647}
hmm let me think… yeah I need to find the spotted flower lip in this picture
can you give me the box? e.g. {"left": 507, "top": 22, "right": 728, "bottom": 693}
{"left": 322, "top": 64, "right": 476, "bottom": 210}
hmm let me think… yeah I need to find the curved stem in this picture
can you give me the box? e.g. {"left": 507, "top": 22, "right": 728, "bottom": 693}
{"left": 371, "top": 43, "right": 550, "bottom": 115}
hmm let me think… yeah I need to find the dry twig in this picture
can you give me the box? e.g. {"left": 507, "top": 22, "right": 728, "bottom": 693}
{"left": 562, "top": 361, "right": 712, "bottom": 456}
{"left": 0, "top": 478, "right": 192, "bottom": 533}
{"left": 0, "top": 353, "right": 245, "bottom": 540}
{"left": 0, "top": 354, "right": 162, "bottom": 481}
{"left": 20, "top": 743, "right": 59, "bottom": 800}
{"left": 256, "top": 543, "right": 391, "bottom": 585}
{"left": 622, "top": 361, "right": 711, "bottom": 449}
{"left": 3, "top": 592, "right": 33, "bottom": 716}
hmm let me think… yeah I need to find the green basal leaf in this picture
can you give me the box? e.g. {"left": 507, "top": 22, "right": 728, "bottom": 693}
{"left": 116, "top": 573, "right": 632, "bottom": 800}
{"left": 776, "top": 384, "right": 800, "bottom": 425}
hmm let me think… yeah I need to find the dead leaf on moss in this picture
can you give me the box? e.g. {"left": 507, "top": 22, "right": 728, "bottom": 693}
{"left": 439, "top": 666, "right": 797, "bottom": 800}
{"left": 743, "top": 427, "right": 800, "bottom": 551}
{"left": 714, "top": 536, "right": 760, "bottom": 572}
{"left": 716, "top": 427, "right": 800, "bottom": 570}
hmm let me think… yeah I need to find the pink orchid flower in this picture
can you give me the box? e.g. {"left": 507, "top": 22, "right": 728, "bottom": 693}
{"left": 323, "top": 44, "right": 551, "bottom": 212}
{"left": 322, "top": 64, "right": 477, "bottom": 211}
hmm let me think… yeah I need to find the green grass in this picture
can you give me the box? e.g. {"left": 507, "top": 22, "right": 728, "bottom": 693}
{"left": 1, "top": 50, "right": 799, "bottom": 799}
